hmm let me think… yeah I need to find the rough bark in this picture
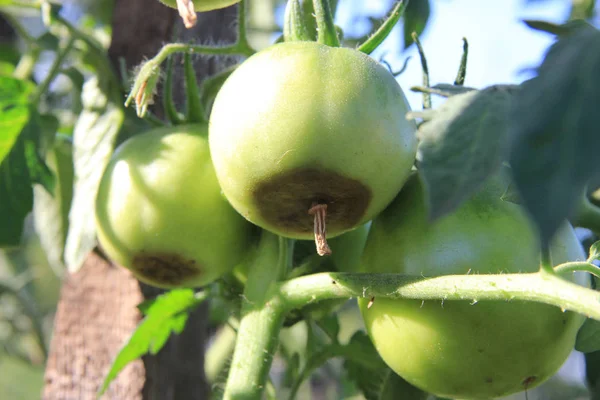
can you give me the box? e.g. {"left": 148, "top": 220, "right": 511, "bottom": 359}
{"left": 43, "top": 1, "right": 238, "bottom": 399}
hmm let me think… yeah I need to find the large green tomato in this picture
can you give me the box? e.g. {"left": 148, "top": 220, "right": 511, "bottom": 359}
{"left": 95, "top": 125, "right": 254, "bottom": 289}
{"left": 358, "top": 173, "right": 588, "bottom": 399}
{"left": 209, "top": 41, "right": 417, "bottom": 243}
{"left": 157, "top": 0, "right": 240, "bottom": 12}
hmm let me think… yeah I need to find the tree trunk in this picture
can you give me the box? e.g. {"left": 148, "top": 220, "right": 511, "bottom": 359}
{"left": 43, "top": 1, "right": 238, "bottom": 398}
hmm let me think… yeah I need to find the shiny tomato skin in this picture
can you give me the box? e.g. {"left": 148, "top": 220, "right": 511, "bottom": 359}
{"left": 209, "top": 41, "right": 417, "bottom": 240}
{"left": 95, "top": 124, "right": 254, "bottom": 289}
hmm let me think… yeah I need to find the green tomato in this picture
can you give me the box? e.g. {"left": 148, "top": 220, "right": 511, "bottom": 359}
{"left": 358, "top": 173, "right": 588, "bottom": 399}
{"left": 95, "top": 124, "right": 254, "bottom": 289}
{"left": 157, "top": 0, "right": 240, "bottom": 12}
{"left": 209, "top": 41, "right": 417, "bottom": 242}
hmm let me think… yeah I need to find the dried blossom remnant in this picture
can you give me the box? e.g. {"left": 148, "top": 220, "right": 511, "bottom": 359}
{"left": 177, "top": 0, "right": 197, "bottom": 28}
{"left": 308, "top": 203, "right": 332, "bottom": 256}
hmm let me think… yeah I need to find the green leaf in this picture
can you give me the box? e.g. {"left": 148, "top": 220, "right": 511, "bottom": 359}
{"left": 577, "top": 318, "right": 600, "bottom": 353}
{"left": 403, "top": 0, "right": 430, "bottom": 49}
{"left": 588, "top": 241, "right": 600, "bottom": 263}
{"left": 414, "top": 86, "right": 515, "bottom": 220}
{"left": 64, "top": 77, "right": 124, "bottom": 272}
{"left": 317, "top": 313, "right": 340, "bottom": 341}
{"left": 343, "top": 332, "right": 427, "bottom": 400}
{"left": 0, "top": 76, "right": 34, "bottom": 164}
{"left": 99, "top": 289, "right": 206, "bottom": 396}
{"left": 0, "top": 112, "right": 54, "bottom": 247}
{"left": 509, "top": 27, "right": 600, "bottom": 246}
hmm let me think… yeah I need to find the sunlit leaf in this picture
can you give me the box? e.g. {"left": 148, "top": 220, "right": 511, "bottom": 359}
{"left": 99, "top": 289, "right": 206, "bottom": 396}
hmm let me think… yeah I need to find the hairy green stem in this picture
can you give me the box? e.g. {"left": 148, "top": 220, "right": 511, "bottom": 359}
{"left": 312, "top": 0, "right": 340, "bottom": 47}
{"left": 223, "top": 233, "right": 289, "bottom": 400}
{"left": 358, "top": 0, "right": 408, "bottom": 54}
{"left": 183, "top": 52, "right": 206, "bottom": 123}
{"left": 284, "top": 0, "right": 311, "bottom": 42}
{"left": 555, "top": 261, "right": 600, "bottom": 279}
{"left": 163, "top": 55, "right": 184, "bottom": 125}
{"left": 236, "top": 0, "right": 254, "bottom": 54}
{"left": 125, "top": 42, "right": 253, "bottom": 109}
{"left": 278, "top": 271, "right": 600, "bottom": 320}
{"left": 31, "top": 37, "right": 75, "bottom": 105}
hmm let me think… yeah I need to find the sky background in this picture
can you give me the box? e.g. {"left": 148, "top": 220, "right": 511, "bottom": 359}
{"left": 335, "top": 0, "right": 576, "bottom": 110}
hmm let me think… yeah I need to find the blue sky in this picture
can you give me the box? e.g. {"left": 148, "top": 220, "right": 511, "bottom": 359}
{"left": 335, "top": 0, "right": 573, "bottom": 110}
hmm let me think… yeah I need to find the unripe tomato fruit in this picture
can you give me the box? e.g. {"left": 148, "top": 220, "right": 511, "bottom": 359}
{"left": 209, "top": 41, "right": 417, "bottom": 242}
{"left": 157, "top": 0, "right": 240, "bottom": 12}
{"left": 95, "top": 125, "right": 254, "bottom": 289}
{"left": 358, "top": 173, "right": 587, "bottom": 399}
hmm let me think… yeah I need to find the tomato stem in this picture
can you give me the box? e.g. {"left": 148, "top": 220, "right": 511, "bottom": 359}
{"left": 163, "top": 55, "right": 186, "bottom": 124}
{"left": 309, "top": 204, "right": 332, "bottom": 256}
{"left": 184, "top": 52, "right": 207, "bottom": 123}
{"left": 223, "top": 232, "right": 288, "bottom": 400}
{"left": 357, "top": 0, "right": 408, "bottom": 55}
{"left": 312, "top": 0, "right": 340, "bottom": 47}
{"left": 125, "top": 41, "right": 253, "bottom": 116}
{"left": 31, "top": 37, "right": 75, "bottom": 106}
{"left": 284, "top": 0, "right": 311, "bottom": 42}
{"left": 554, "top": 261, "right": 600, "bottom": 279}
{"left": 278, "top": 271, "right": 600, "bottom": 321}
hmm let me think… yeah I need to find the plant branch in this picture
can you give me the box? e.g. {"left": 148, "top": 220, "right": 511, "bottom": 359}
{"left": 312, "top": 0, "right": 340, "bottom": 47}
{"left": 31, "top": 37, "right": 75, "bottom": 105}
{"left": 554, "top": 261, "right": 600, "bottom": 279}
{"left": 236, "top": 0, "right": 255, "bottom": 54}
{"left": 223, "top": 232, "right": 288, "bottom": 400}
{"left": 278, "top": 271, "right": 600, "bottom": 320}
{"left": 358, "top": 0, "right": 408, "bottom": 55}
{"left": 125, "top": 42, "right": 253, "bottom": 112}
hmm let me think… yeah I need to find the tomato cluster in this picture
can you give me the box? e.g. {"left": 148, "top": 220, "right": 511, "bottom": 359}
{"left": 94, "top": 2, "right": 590, "bottom": 398}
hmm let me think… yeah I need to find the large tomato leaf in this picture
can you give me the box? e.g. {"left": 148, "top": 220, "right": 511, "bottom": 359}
{"left": 343, "top": 331, "right": 428, "bottom": 400}
{"left": 412, "top": 86, "right": 516, "bottom": 221}
{"left": 509, "top": 26, "right": 600, "bottom": 246}
{"left": 99, "top": 289, "right": 207, "bottom": 396}
{"left": 63, "top": 77, "right": 124, "bottom": 272}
